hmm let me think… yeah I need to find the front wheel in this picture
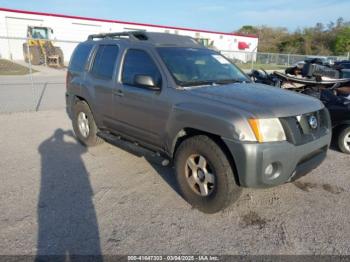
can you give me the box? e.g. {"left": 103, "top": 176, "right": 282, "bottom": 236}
{"left": 338, "top": 126, "right": 350, "bottom": 154}
{"left": 174, "top": 135, "right": 241, "bottom": 213}
{"left": 72, "top": 101, "right": 103, "bottom": 147}
{"left": 29, "top": 46, "right": 43, "bottom": 65}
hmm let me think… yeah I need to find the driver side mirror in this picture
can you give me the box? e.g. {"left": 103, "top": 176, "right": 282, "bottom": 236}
{"left": 133, "top": 75, "right": 160, "bottom": 91}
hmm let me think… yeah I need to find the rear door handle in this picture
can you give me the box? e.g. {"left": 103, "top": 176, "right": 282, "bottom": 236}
{"left": 113, "top": 89, "right": 124, "bottom": 97}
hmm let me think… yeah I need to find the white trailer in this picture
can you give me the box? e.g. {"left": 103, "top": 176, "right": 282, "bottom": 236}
{"left": 0, "top": 7, "right": 258, "bottom": 63}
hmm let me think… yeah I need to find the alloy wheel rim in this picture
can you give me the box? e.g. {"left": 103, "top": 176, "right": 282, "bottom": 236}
{"left": 77, "top": 112, "right": 89, "bottom": 138}
{"left": 185, "top": 154, "right": 215, "bottom": 196}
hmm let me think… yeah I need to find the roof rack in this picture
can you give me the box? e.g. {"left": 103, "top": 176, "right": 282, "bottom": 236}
{"left": 87, "top": 30, "right": 148, "bottom": 41}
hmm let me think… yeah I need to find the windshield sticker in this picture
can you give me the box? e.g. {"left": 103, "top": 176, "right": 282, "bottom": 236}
{"left": 212, "top": 55, "right": 230, "bottom": 64}
{"left": 195, "top": 60, "right": 206, "bottom": 65}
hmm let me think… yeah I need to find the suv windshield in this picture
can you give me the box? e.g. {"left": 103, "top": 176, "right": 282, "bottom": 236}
{"left": 157, "top": 47, "right": 249, "bottom": 87}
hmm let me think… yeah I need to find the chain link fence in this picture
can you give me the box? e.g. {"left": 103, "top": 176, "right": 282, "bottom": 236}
{"left": 220, "top": 50, "right": 349, "bottom": 71}
{"left": 0, "top": 36, "right": 348, "bottom": 113}
{"left": 0, "top": 36, "right": 79, "bottom": 113}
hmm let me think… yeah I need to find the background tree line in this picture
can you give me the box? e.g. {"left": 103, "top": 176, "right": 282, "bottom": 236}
{"left": 237, "top": 18, "right": 350, "bottom": 56}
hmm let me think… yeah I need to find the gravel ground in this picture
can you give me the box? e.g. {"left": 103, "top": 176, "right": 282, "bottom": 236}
{"left": 0, "top": 110, "right": 349, "bottom": 256}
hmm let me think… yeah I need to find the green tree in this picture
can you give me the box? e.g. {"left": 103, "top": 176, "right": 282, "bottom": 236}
{"left": 236, "top": 18, "right": 350, "bottom": 56}
{"left": 237, "top": 25, "right": 288, "bottom": 53}
{"left": 238, "top": 25, "right": 257, "bottom": 34}
{"left": 334, "top": 27, "right": 350, "bottom": 55}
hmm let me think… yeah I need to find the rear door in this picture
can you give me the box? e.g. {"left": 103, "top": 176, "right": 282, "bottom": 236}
{"left": 84, "top": 44, "right": 120, "bottom": 127}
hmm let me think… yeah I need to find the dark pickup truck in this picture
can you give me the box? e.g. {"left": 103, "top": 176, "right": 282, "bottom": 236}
{"left": 66, "top": 31, "right": 332, "bottom": 213}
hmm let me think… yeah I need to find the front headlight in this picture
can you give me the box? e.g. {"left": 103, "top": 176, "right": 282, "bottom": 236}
{"left": 248, "top": 118, "right": 286, "bottom": 143}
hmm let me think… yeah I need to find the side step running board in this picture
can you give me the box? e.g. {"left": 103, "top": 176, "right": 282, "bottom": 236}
{"left": 97, "top": 131, "right": 170, "bottom": 167}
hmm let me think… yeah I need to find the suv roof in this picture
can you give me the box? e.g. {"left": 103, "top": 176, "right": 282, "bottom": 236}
{"left": 87, "top": 31, "right": 202, "bottom": 48}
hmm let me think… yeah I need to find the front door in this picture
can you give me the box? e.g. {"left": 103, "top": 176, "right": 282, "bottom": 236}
{"left": 112, "top": 48, "right": 163, "bottom": 147}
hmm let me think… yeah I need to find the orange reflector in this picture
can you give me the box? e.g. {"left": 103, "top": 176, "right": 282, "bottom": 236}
{"left": 248, "top": 119, "right": 263, "bottom": 143}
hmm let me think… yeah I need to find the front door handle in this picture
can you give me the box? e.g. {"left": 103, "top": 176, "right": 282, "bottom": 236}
{"left": 113, "top": 89, "right": 124, "bottom": 97}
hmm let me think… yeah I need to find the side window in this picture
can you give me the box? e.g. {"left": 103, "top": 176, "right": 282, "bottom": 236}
{"left": 91, "top": 45, "right": 119, "bottom": 80}
{"left": 122, "top": 49, "right": 162, "bottom": 87}
{"left": 69, "top": 43, "right": 94, "bottom": 72}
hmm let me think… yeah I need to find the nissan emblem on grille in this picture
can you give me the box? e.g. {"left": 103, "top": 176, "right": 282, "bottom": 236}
{"left": 308, "top": 115, "right": 318, "bottom": 129}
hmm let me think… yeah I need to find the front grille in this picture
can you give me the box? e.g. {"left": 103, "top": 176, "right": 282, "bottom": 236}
{"left": 280, "top": 108, "right": 331, "bottom": 146}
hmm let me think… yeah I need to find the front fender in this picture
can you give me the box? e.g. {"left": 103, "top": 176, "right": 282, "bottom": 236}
{"left": 164, "top": 102, "right": 255, "bottom": 155}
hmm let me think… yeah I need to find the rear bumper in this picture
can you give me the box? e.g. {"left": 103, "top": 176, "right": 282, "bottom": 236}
{"left": 223, "top": 132, "right": 331, "bottom": 188}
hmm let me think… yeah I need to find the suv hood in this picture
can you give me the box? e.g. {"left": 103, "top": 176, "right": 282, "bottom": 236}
{"left": 187, "top": 83, "right": 324, "bottom": 118}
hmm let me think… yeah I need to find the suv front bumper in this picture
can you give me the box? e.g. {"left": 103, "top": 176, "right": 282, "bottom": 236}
{"left": 223, "top": 132, "right": 331, "bottom": 188}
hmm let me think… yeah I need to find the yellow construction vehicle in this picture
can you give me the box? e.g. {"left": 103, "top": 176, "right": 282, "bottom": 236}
{"left": 23, "top": 26, "right": 64, "bottom": 67}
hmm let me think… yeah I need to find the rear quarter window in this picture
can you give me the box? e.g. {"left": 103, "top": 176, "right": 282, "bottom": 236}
{"left": 69, "top": 43, "right": 94, "bottom": 72}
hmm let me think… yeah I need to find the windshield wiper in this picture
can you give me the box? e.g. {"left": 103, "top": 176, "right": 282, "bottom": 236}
{"left": 180, "top": 80, "right": 216, "bottom": 87}
{"left": 180, "top": 78, "right": 247, "bottom": 87}
{"left": 214, "top": 79, "right": 244, "bottom": 84}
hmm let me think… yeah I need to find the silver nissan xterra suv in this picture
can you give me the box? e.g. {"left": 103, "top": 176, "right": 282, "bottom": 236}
{"left": 66, "top": 31, "right": 332, "bottom": 213}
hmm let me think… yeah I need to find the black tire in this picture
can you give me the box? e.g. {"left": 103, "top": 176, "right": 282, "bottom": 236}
{"left": 338, "top": 126, "right": 350, "bottom": 154}
{"left": 54, "top": 47, "right": 64, "bottom": 67}
{"left": 174, "top": 135, "right": 241, "bottom": 213}
{"left": 29, "top": 46, "right": 43, "bottom": 65}
{"left": 72, "top": 100, "right": 103, "bottom": 147}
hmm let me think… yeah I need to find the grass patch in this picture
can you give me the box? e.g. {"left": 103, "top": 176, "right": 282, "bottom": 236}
{"left": 0, "top": 59, "right": 38, "bottom": 75}
{"left": 237, "top": 63, "right": 288, "bottom": 71}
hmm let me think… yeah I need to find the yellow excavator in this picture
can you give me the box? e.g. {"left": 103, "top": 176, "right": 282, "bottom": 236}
{"left": 23, "top": 26, "right": 64, "bottom": 67}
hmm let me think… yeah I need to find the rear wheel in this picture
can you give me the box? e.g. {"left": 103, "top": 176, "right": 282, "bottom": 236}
{"left": 54, "top": 47, "right": 64, "bottom": 67}
{"left": 338, "top": 126, "right": 350, "bottom": 154}
{"left": 174, "top": 135, "right": 241, "bottom": 213}
{"left": 72, "top": 101, "right": 103, "bottom": 147}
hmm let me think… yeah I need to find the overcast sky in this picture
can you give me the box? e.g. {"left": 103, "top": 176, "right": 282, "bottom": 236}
{"left": 1, "top": 0, "right": 349, "bottom": 32}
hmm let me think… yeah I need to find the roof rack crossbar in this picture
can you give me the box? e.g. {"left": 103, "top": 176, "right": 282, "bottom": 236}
{"left": 87, "top": 31, "right": 147, "bottom": 41}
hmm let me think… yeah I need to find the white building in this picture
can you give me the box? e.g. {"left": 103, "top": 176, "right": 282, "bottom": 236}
{"left": 0, "top": 7, "right": 258, "bottom": 63}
